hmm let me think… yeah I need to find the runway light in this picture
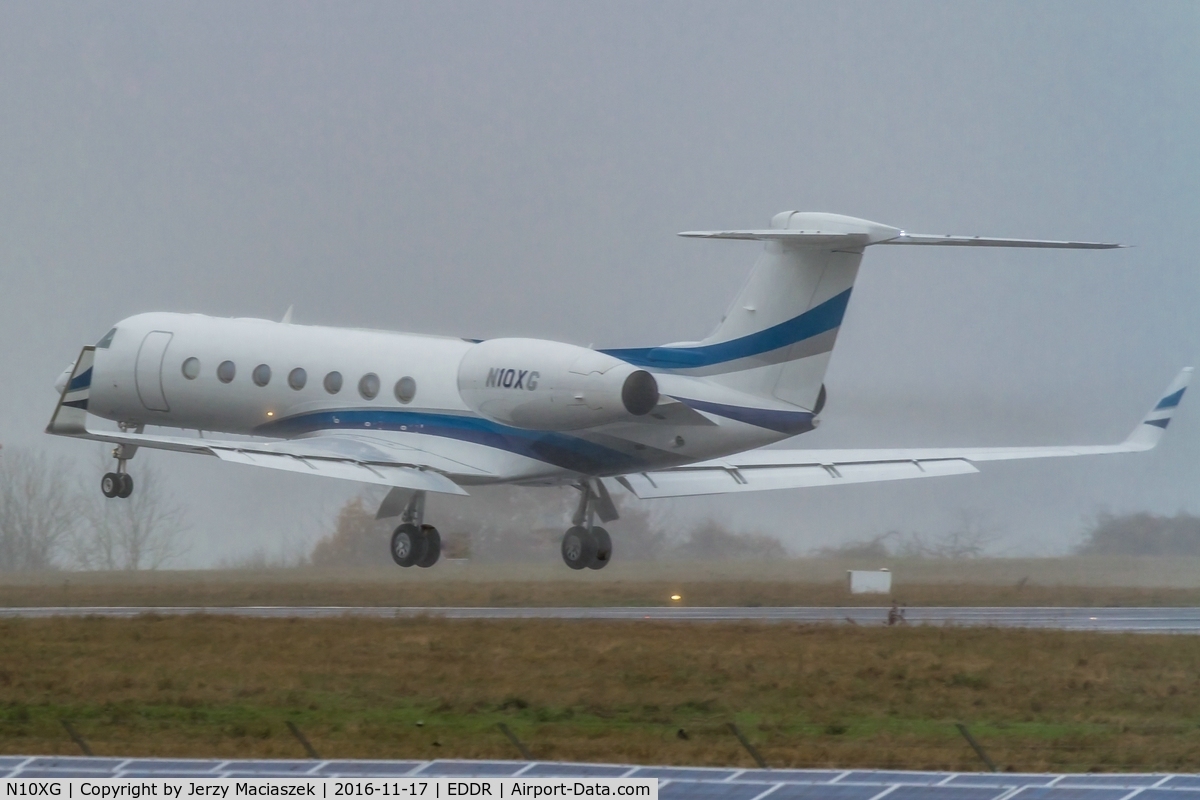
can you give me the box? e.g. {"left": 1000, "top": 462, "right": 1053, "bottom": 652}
{"left": 670, "top": 594, "right": 682, "bottom": 601}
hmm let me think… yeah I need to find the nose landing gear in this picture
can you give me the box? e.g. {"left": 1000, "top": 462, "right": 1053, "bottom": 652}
{"left": 561, "top": 480, "right": 618, "bottom": 570}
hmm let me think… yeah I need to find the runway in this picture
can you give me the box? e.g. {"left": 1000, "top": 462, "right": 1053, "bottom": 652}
{"left": 3, "top": 605, "right": 1200, "bottom": 632}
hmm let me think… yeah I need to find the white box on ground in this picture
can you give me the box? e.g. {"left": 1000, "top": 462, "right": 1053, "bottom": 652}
{"left": 848, "top": 569, "right": 892, "bottom": 594}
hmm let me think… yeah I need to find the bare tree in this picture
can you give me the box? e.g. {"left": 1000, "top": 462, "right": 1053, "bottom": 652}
{"left": 72, "top": 454, "right": 189, "bottom": 570}
{"left": 0, "top": 448, "right": 80, "bottom": 572}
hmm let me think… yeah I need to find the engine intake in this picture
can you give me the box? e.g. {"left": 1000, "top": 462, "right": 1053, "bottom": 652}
{"left": 457, "top": 338, "right": 659, "bottom": 430}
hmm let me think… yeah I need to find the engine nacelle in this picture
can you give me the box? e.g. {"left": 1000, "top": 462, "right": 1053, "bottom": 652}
{"left": 457, "top": 338, "right": 659, "bottom": 430}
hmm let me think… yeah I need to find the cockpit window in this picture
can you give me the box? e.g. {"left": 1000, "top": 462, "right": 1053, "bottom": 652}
{"left": 96, "top": 328, "right": 117, "bottom": 349}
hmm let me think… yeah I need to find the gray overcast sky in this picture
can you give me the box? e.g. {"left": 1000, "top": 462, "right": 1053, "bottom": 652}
{"left": 1, "top": 1, "right": 1197, "bottom": 565}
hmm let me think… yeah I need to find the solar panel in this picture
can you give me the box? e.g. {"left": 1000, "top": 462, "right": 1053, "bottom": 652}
{"left": 522, "top": 763, "right": 634, "bottom": 777}
{"left": 1160, "top": 778, "right": 1200, "bottom": 789}
{"left": 944, "top": 775, "right": 1056, "bottom": 788}
{"left": 224, "top": 760, "right": 320, "bottom": 773}
{"left": 13, "top": 769, "right": 119, "bottom": 778}
{"left": 630, "top": 767, "right": 741, "bottom": 780}
{"left": 659, "top": 781, "right": 773, "bottom": 800}
{"left": 2, "top": 754, "right": 1200, "bottom": 800}
{"left": 120, "top": 759, "right": 222, "bottom": 772}
{"left": 884, "top": 786, "right": 1008, "bottom": 800}
{"left": 415, "top": 760, "right": 527, "bottom": 776}
{"left": 840, "top": 771, "right": 949, "bottom": 785}
{"left": 1053, "top": 776, "right": 1163, "bottom": 788}
{"left": 738, "top": 770, "right": 848, "bottom": 783}
{"left": 766, "top": 784, "right": 890, "bottom": 800}
{"left": 1007, "top": 788, "right": 1133, "bottom": 800}
{"left": 25, "top": 756, "right": 128, "bottom": 769}
{"left": 317, "top": 760, "right": 424, "bottom": 776}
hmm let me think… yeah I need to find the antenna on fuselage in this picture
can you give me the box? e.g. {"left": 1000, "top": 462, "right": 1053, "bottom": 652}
{"left": 281, "top": 305, "right": 294, "bottom": 324}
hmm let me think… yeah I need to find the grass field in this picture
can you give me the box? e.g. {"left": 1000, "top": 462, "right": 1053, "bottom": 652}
{"left": 2, "top": 615, "right": 1200, "bottom": 772}
{"left": 3, "top": 558, "right": 1200, "bottom": 608}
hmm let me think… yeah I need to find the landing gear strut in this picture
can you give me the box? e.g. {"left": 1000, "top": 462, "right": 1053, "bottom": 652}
{"left": 387, "top": 490, "right": 441, "bottom": 569}
{"left": 561, "top": 480, "right": 617, "bottom": 570}
{"left": 101, "top": 440, "right": 138, "bottom": 499}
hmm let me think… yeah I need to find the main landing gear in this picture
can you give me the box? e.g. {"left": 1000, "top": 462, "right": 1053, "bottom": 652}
{"left": 561, "top": 480, "right": 618, "bottom": 570}
{"left": 386, "top": 491, "right": 441, "bottom": 569}
{"left": 101, "top": 441, "right": 138, "bottom": 499}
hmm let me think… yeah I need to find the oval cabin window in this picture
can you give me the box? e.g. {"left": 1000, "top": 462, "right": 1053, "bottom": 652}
{"left": 253, "top": 364, "right": 272, "bottom": 387}
{"left": 288, "top": 367, "right": 307, "bottom": 390}
{"left": 358, "top": 373, "right": 380, "bottom": 400}
{"left": 217, "top": 361, "right": 236, "bottom": 383}
{"left": 394, "top": 376, "right": 417, "bottom": 404}
{"left": 181, "top": 357, "right": 200, "bottom": 380}
{"left": 324, "top": 371, "right": 343, "bottom": 394}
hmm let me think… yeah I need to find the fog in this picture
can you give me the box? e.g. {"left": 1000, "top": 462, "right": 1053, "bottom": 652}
{"left": 1, "top": 2, "right": 1197, "bottom": 566}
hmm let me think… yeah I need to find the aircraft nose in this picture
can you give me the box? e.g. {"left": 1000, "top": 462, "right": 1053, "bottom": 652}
{"left": 54, "top": 362, "right": 75, "bottom": 395}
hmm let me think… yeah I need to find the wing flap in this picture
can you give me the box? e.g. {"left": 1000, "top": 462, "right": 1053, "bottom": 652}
{"left": 619, "top": 458, "right": 977, "bottom": 498}
{"left": 211, "top": 449, "right": 467, "bottom": 494}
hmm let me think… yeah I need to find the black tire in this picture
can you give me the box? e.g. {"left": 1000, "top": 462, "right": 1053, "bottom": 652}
{"left": 101, "top": 473, "right": 120, "bottom": 498}
{"left": 417, "top": 525, "right": 441, "bottom": 568}
{"left": 391, "top": 523, "right": 425, "bottom": 568}
{"left": 587, "top": 526, "right": 612, "bottom": 570}
{"left": 561, "top": 525, "right": 597, "bottom": 570}
{"left": 117, "top": 473, "right": 134, "bottom": 499}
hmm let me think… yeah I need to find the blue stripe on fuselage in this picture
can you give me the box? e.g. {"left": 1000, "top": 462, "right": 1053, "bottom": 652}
{"left": 602, "top": 288, "right": 852, "bottom": 369}
{"left": 256, "top": 409, "right": 648, "bottom": 475}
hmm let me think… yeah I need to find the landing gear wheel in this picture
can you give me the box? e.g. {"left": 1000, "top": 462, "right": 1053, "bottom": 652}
{"left": 561, "top": 525, "right": 597, "bottom": 570}
{"left": 391, "top": 523, "right": 425, "bottom": 568}
{"left": 587, "top": 526, "right": 612, "bottom": 570}
{"left": 101, "top": 473, "right": 120, "bottom": 498}
{"left": 417, "top": 525, "right": 441, "bottom": 568}
{"left": 117, "top": 473, "right": 134, "bottom": 499}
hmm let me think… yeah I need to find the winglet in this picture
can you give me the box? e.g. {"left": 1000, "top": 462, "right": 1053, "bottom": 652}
{"left": 46, "top": 346, "right": 95, "bottom": 437}
{"left": 1124, "top": 367, "right": 1192, "bottom": 450}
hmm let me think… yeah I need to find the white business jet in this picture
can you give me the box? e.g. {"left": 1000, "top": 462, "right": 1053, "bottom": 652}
{"left": 47, "top": 212, "right": 1190, "bottom": 570}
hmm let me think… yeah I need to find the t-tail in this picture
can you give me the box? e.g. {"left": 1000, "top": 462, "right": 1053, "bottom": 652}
{"left": 607, "top": 211, "right": 1122, "bottom": 418}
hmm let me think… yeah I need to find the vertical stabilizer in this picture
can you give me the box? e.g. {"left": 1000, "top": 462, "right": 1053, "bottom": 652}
{"left": 608, "top": 212, "right": 898, "bottom": 413}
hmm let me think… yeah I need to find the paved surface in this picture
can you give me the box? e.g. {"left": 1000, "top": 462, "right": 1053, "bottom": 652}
{"left": 2, "top": 606, "right": 1200, "bottom": 633}
{"left": 2, "top": 757, "right": 1199, "bottom": 798}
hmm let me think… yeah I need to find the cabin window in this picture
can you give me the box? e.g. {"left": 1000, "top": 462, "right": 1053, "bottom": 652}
{"left": 395, "top": 376, "right": 417, "bottom": 404}
{"left": 181, "top": 357, "right": 200, "bottom": 380}
{"left": 288, "top": 367, "right": 307, "bottom": 391}
{"left": 217, "top": 361, "right": 236, "bottom": 383}
{"left": 96, "top": 328, "right": 117, "bottom": 349}
{"left": 358, "top": 373, "right": 380, "bottom": 400}
{"left": 324, "top": 371, "right": 343, "bottom": 394}
{"left": 253, "top": 364, "right": 272, "bottom": 387}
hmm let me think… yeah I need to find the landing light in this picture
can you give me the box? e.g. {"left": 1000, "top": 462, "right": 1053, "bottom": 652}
{"left": 266, "top": 411, "right": 274, "bottom": 417}
{"left": 670, "top": 594, "right": 682, "bottom": 601}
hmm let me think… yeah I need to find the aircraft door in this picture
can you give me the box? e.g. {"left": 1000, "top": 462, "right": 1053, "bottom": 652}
{"left": 135, "top": 330, "right": 173, "bottom": 412}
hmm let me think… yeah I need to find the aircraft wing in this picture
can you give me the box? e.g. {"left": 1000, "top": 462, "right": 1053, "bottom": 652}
{"left": 46, "top": 349, "right": 474, "bottom": 495}
{"left": 617, "top": 368, "right": 1191, "bottom": 499}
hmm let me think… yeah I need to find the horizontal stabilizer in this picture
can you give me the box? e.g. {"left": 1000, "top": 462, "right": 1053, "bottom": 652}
{"left": 678, "top": 230, "right": 872, "bottom": 246}
{"left": 877, "top": 233, "right": 1124, "bottom": 249}
{"left": 679, "top": 230, "right": 1124, "bottom": 249}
